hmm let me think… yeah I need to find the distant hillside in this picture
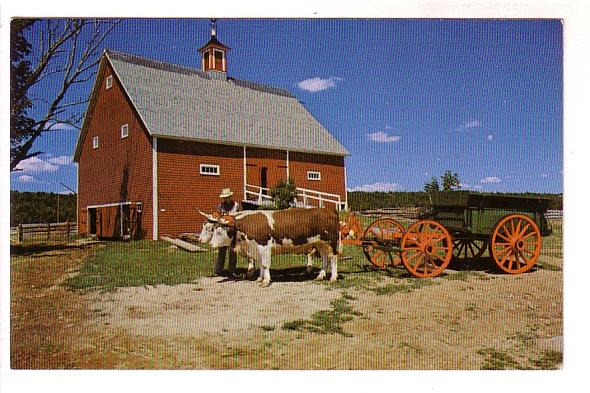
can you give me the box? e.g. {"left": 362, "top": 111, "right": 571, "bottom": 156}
{"left": 10, "top": 191, "right": 77, "bottom": 226}
{"left": 347, "top": 191, "right": 563, "bottom": 212}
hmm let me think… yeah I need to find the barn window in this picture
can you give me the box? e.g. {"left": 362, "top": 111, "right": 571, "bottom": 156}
{"left": 106, "top": 75, "right": 113, "bottom": 89}
{"left": 307, "top": 171, "right": 321, "bottom": 181}
{"left": 121, "top": 124, "right": 129, "bottom": 139}
{"left": 200, "top": 164, "right": 220, "bottom": 176}
{"left": 214, "top": 49, "right": 224, "bottom": 71}
{"left": 92, "top": 136, "right": 99, "bottom": 149}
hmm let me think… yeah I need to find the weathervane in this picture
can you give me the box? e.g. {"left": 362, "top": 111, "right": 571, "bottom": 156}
{"left": 210, "top": 18, "right": 217, "bottom": 37}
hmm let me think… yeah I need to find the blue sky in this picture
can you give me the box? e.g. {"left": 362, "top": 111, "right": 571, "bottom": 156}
{"left": 10, "top": 18, "right": 563, "bottom": 194}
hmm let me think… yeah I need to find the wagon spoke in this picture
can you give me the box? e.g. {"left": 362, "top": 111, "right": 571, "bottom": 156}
{"left": 495, "top": 231, "right": 511, "bottom": 243}
{"left": 467, "top": 242, "right": 476, "bottom": 257}
{"left": 494, "top": 245, "right": 511, "bottom": 259}
{"left": 518, "top": 223, "right": 531, "bottom": 238}
{"left": 521, "top": 231, "right": 539, "bottom": 241}
{"left": 413, "top": 254, "right": 425, "bottom": 271}
{"left": 514, "top": 219, "right": 522, "bottom": 237}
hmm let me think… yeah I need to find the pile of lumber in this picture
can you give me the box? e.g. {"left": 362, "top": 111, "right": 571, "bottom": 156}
{"left": 161, "top": 236, "right": 207, "bottom": 252}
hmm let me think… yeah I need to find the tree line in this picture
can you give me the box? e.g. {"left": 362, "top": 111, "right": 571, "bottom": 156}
{"left": 347, "top": 191, "right": 563, "bottom": 212}
{"left": 10, "top": 191, "right": 77, "bottom": 227}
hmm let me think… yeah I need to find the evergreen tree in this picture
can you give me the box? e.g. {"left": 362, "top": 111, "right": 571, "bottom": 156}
{"left": 423, "top": 177, "right": 440, "bottom": 193}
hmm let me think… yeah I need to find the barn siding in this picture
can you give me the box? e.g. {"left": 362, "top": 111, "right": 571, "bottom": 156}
{"left": 290, "top": 152, "right": 346, "bottom": 207}
{"left": 156, "top": 139, "right": 244, "bottom": 237}
{"left": 157, "top": 141, "right": 346, "bottom": 237}
{"left": 77, "top": 62, "right": 154, "bottom": 239}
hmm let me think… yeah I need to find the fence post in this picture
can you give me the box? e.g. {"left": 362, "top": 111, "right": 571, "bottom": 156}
{"left": 47, "top": 223, "right": 51, "bottom": 241}
{"left": 17, "top": 224, "right": 23, "bottom": 244}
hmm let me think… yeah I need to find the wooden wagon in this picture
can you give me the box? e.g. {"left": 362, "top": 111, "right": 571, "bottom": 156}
{"left": 340, "top": 191, "right": 552, "bottom": 278}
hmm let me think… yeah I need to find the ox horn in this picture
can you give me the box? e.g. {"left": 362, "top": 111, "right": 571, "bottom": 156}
{"left": 198, "top": 209, "right": 218, "bottom": 222}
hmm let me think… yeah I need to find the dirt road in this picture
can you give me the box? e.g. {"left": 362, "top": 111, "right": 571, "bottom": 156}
{"left": 10, "top": 246, "right": 562, "bottom": 369}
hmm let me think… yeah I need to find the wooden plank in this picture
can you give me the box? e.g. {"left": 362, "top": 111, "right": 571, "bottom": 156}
{"left": 161, "top": 236, "right": 207, "bottom": 252}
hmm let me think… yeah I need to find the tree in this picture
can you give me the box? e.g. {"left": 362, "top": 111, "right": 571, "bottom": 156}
{"left": 423, "top": 176, "right": 440, "bottom": 193}
{"left": 10, "top": 18, "right": 119, "bottom": 171}
{"left": 441, "top": 170, "right": 461, "bottom": 192}
{"left": 270, "top": 179, "right": 297, "bottom": 210}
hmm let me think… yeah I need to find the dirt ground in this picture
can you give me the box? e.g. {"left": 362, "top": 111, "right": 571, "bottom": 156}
{"left": 10, "top": 245, "right": 562, "bottom": 370}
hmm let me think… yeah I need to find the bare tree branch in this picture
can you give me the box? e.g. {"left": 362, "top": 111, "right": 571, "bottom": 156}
{"left": 10, "top": 18, "right": 120, "bottom": 171}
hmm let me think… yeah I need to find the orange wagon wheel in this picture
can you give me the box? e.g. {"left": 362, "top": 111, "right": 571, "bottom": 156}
{"left": 401, "top": 220, "right": 453, "bottom": 278}
{"left": 490, "top": 214, "right": 542, "bottom": 274}
{"left": 363, "top": 218, "right": 405, "bottom": 268}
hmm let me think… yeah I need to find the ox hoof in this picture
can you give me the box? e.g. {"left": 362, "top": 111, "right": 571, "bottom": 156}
{"left": 245, "top": 268, "right": 256, "bottom": 280}
{"left": 315, "top": 272, "right": 326, "bottom": 281}
{"left": 255, "top": 277, "right": 263, "bottom": 283}
{"left": 329, "top": 276, "right": 338, "bottom": 282}
{"left": 260, "top": 280, "right": 271, "bottom": 288}
{"left": 305, "top": 266, "right": 314, "bottom": 276}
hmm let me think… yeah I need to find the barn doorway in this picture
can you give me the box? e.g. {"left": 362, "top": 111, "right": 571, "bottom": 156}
{"left": 86, "top": 202, "right": 139, "bottom": 240}
{"left": 88, "top": 208, "right": 97, "bottom": 235}
{"left": 260, "top": 167, "right": 268, "bottom": 194}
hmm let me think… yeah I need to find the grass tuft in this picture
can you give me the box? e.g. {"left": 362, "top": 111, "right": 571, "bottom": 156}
{"left": 476, "top": 348, "right": 522, "bottom": 370}
{"left": 282, "top": 292, "right": 362, "bottom": 337}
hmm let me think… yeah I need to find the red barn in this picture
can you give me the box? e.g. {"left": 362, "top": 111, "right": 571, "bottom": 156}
{"left": 73, "top": 25, "right": 349, "bottom": 240}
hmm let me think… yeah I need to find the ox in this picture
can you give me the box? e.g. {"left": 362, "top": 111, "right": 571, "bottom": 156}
{"left": 199, "top": 208, "right": 341, "bottom": 287}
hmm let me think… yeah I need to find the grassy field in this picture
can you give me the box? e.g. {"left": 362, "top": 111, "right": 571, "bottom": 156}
{"left": 63, "top": 218, "right": 563, "bottom": 293}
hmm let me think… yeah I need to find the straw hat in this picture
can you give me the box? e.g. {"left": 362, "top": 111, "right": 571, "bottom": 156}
{"left": 219, "top": 188, "right": 234, "bottom": 198}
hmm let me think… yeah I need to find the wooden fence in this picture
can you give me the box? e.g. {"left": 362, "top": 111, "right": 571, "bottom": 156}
{"left": 10, "top": 222, "right": 78, "bottom": 244}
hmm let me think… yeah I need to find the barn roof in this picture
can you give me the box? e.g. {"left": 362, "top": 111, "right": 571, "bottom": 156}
{"left": 74, "top": 50, "right": 349, "bottom": 161}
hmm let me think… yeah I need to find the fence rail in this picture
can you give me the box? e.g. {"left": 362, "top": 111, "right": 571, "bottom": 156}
{"left": 10, "top": 222, "right": 78, "bottom": 243}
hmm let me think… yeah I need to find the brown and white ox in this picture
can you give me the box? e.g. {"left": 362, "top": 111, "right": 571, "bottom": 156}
{"left": 199, "top": 208, "right": 341, "bottom": 287}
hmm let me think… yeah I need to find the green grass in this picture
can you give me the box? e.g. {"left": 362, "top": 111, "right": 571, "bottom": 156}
{"left": 281, "top": 292, "right": 362, "bottom": 337}
{"left": 64, "top": 240, "right": 215, "bottom": 292}
{"left": 476, "top": 348, "right": 523, "bottom": 370}
{"left": 63, "top": 219, "right": 562, "bottom": 293}
{"left": 532, "top": 349, "right": 562, "bottom": 369}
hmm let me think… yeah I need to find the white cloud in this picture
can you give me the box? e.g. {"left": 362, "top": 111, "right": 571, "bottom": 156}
{"left": 297, "top": 77, "right": 343, "bottom": 92}
{"left": 18, "top": 175, "right": 35, "bottom": 183}
{"left": 47, "top": 155, "right": 73, "bottom": 166}
{"left": 367, "top": 131, "right": 401, "bottom": 143}
{"left": 14, "top": 156, "right": 59, "bottom": 173}
{"left": 481, "top": 176, "right": 502, "bottom": 184}
{"left": 487, "top": 134, "right": 493, "bottom": 141}
{"left": 44, "top": 121, "right": 78, "bottom": 132}
{"left": 453, "top": 119, "right": 481, "bottom": 132}
{"left": 349, "top": 182, "right": 402, "bottom": 192}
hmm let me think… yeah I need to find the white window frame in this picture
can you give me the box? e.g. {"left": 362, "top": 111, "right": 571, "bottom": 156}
{"left": 200, "top": 164, "right": 220, "bottom": 176}
{"left": 121, "top": 124, "right": 129, "bottom": 139}
{"left": 307, "top": 171, "right": 321, "bottom": 181}
{"left": 106, "top": 75, "right": 113, "bottom": 89}
{"left": 213, "top": 49, "right": 225, "bottom": 71}
{"left": 92, "top": 136, "right": 99, "bottom": 149}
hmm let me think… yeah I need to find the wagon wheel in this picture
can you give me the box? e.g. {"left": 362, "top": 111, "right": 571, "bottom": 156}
{"left": 490, "top": 214, "right": 542, "bottom": 274}
{"left": 401, "top": 220, "right": 453, "bottom": 278}
{"left": 362, "top": 218, "right": 405, "bottom": 268}
{"left": 452, "top": 238, "right": 487, "bottom": 260}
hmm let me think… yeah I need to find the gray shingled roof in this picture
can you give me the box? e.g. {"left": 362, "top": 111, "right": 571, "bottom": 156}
{"left": 103, "top": 50, "right": 349, "bottom": 156}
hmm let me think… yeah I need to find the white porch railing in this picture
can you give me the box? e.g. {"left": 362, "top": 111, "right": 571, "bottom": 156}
{"left": 244, "top": 183, "right": 347, "bottom": 211}
{"left": 244, "top": 184, "right": 274, "bottom": 206}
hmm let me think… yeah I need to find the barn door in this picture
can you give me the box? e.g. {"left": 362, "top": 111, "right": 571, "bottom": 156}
{"left": 96, "top": 209, "right": 103, "bottom": 237}
{"left": 79, "top": 208, "right": 87, "bottom": 235}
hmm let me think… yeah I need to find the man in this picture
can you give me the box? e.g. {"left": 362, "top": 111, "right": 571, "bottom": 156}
{"left": 215, "top": 188, "right": 240, "bottom": 278}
